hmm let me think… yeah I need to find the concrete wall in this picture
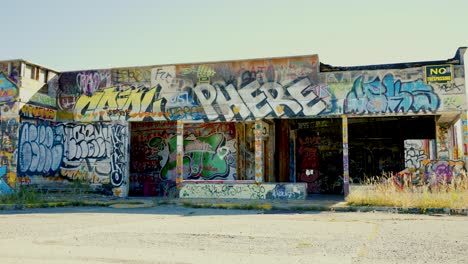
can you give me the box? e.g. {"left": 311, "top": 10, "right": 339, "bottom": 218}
{"left": 0, "top": 72, "right": 20, "bottom": 195}
{"left": 0, "top": 103, "right": 19, "bottom": 195}
{"left": 180, "top": 183, "right": 307, "bottom": 200}
{"left": 54, "top": 59, "right": 466, "bottom": 123}
{"left": 16, "top": 121, "right": 130, "bottom": 197}
{"left": 2, "top": 51, "right": 466, "bottom": 198}
{"left": 130, "top": 122, "right": 237, "bottom": 193}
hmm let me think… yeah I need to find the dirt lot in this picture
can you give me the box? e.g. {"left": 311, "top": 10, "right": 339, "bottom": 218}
{"left": 0, "top": 206, "right": 466, "bottom": 264}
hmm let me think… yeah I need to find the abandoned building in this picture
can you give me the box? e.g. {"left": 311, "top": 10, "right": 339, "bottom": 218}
{"left": 0, "top": 47, "right": 466, "bottom": 199}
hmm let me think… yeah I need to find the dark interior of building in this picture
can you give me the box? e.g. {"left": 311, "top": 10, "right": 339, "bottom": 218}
{"left": 347, "top": 116, "right": 436, "bottom": 183}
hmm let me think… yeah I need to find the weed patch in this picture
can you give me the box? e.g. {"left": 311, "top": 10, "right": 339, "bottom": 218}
{"left": 347, "top": 172, "right": 468, "bottom": 209}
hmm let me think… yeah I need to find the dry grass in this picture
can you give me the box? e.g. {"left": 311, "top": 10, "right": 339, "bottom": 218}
{"left": 346, "top": 172, "right": 468, "bottom": 209}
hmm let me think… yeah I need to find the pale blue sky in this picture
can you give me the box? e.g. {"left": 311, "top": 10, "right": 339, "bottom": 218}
{"left": 1, "top": 0, "right": 467, "bottom": 71}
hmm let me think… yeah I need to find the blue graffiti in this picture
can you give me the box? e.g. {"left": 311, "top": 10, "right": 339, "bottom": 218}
{"left": 344, "top": 74, "right": 439, "bottom": 114}
{"left": 0, "top": 165, "right": 13, "bottom": 195}
{"left": 18, "top": 123, "right": 64, "bottom": 176}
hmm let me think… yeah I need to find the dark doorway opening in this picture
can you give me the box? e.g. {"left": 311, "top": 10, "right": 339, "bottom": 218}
{"left": 348, "top": 116, "right": 436, "bottom": 183}
{"left": 293, "top": 118, "right": 343, "bottom": 194}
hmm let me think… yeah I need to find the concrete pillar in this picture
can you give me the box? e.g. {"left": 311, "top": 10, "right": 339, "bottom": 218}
{"left": 0, "top": 102, "right": 19, "bottom": 195}
{"left": 0, "top": 72, "right": 20, "bottom": 195}
{"left": 176, "top": 120, "right": 184, "bottom": 188}
{"left": 111, "top": 121, "right": 130, "bottom": 197}
{"left": 462, "top": 112, "right": 468, "bottom": 157}
{"left": 436, "top": 123, "right": 451, "bottom": 160}
{"left": 342, "top": 115, "right": 350, "bottom": 197}
{"left": 254, "top": 121, "right": 264, "bottom": 183}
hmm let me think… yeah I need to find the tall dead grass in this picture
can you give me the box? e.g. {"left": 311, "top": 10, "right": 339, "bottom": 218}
{"left": 346, "top": 171, "right": 468, "bottom": 209}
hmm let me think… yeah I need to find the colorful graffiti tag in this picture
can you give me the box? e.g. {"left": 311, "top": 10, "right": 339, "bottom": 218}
{"left": 16, "top": 122, "right": 128, "bottom": 196}
{"left": 58, "top": 123, "right": 127, "bottom": 188}
{"left": 18, "top": 123, "right": 64, "bottom": 175}
{"left": 130, "top": 122, "right": 236, "bottom": 192}
{"left": 58, "top": 70, "right": 112, "bottom": 111}
{"left": 422, "top": 160, "right": 465, "bottom": 184}
{"left": 72, "top": 79, "right": 336, "bottom": 122}
{"left": 345, "top": 74, "right": 439, "bottom": 114}
{"left": 404, "top": 139, "right": 431, "bottom": 171}
{"left": 179, "top": 183, "right": 306, "bottom": 200}
{"left": 397, "top": 158, "right": 466, "bottom": 188}
{"left": 0, "top": 165, "right": 13, "bottom": 194}
{"left": 20, "top": 104, "right": 57, "bottom": 121}
{"left": 0, "top": 103, "right": 19, "bottom": 191}
{"left": 0, "top": 71, "right": 19, "bottom": 103}
{"left": 0, "top": 63, "right": 20, "bottom": 84}
{"left": 54, "top": 56, "right": 340, "bottom": 122}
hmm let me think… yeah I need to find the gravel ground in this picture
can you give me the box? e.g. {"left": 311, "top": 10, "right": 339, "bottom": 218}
{"left": 0, "top": 206, "right": 466, "bottom": 264}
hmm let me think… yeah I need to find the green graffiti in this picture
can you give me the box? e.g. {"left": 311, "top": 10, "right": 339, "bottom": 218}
{"left": 149, "top": 133, "right": 232, "bottom": 180}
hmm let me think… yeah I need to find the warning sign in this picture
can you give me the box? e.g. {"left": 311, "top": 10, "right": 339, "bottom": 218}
{"left": 425, "top": 65, "right": 453, "bottom": 83}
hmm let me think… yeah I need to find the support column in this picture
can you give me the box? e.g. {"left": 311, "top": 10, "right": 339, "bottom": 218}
{"left": 0, "top": 72, "right": 19, "bottom": 195}
{"left": 462, "top": 112, "right": 468, "bottom": 158}
{"left": 254, "top": 121, "right": 264, "bottom": 183}
{"left": 342, "top": 115, "right": 350, "bottom": 197}
{"left": 176, "top": 120, "right": 184, "bottom": 189}
{"left": 110, "top": 121, "right": 130, "bottom": 197}
{"left": 436, "top": 123, "right": 450, "bottom": 160}
{"left": 0, "top": 102, "right": 19, "bottom": 195}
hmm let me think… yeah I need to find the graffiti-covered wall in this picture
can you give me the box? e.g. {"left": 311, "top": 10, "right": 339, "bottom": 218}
{"left": 55, "top": 57, "right": 466, "bottom": 124}
{"left": 0, "top": 103, "right": 19, "bottom": 194}
{"left": 0, "top": 63, "right": 20, "bottom": 84}
{"left": 58, "top": 56, "right": 342, "bottom": 122}
{"left": 130, "top": 122, "right": 236, "bottom": 193}
{"left": 1, "top": 49, "right": 464, "bottom": 198}
{"left": 0, "top": 72, "right": 20, "bottom": 195}
{"left": 16, "top": 121, "right": 129, "bottom": 197}
{"left": 322, "top": 65, "right": 466, "bottom": 115}
{"left": 180, "top": 183, "right": 306, "bottom": 200}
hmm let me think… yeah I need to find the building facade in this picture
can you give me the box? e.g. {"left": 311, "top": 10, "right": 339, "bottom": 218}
{"left": 0, "top": 48, "right": 466, "bottom": 199}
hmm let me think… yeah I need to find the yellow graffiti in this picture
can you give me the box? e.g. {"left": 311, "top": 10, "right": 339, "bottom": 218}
{"left": 115, "top": 68, "right": 151, "bottom": 83}
{"left": 60, "top": 168, "right": 108, "bottom": 184}
{"left": 74, "top": 87, "right": 164, "bottom": 121}
{"left": 21, "top": 104, "right": 56, "bottom": 120}
{"left": 197, "top": 65, "right": 216, "bottom": 83}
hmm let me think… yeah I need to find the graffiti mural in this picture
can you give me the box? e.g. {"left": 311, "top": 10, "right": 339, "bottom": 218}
{"left": 463, "top": 113, "right": 468, "bottom": 156}
{"left": 422, "top": 160, "right": 465, "bottom": 184}
{"left": 404, "top": 139, "right": 431, "bottom": 171}
{"left": 0, "top": 62, "right": 20, "bottom": 84}
{"left": 114, "top": 67, "right": 151, "bottom": 85}
{"left": 58, "top": 123, "right": 127, "bottom": 189}
{"left": 54, "top": 56, "right": 466, "bottom": 125}
{"left": 436, "top": 125, "right": 450, "bottom": 160}
{"left": 20, "top": 104, "right": 57, "bottom": 121}
{"left": 54, "top": 56, "right": 341, "bottom": 122}
{"left": 1, "top": 103, "right": 19, "bottom": 191}
{"left": 33, "top": 49, "right": 466, "bottom": 199}
{"left": 179, "top": 183, "right": 306, "bottom": 200}
{"left": 58, "top": 70, "right": 112, "bottom": 111}
{"left": 16, "top": 121, "right": 129, "bottom": 196}
{"left": 110, "top": 124, "right": 128, "bottom": 187}
{"left": 73, "top": 86, "right": 166, "bottom": 121}
{"left": 72, "top": 79, "right": 336, "bottom": 122}
{"left": 345, "top": 74, "right": 439, "bottom": 114}
{"left": 0, "top": 165, "right": 13, "bottom": 194}
{"left": 0, "top": 71, "right": 19, "bottom": 103}
{"left": 130, "top": 122, "right": 236, "bottom": 193}
{"left": 397, "top": 159, "right": 465, "bottom": 187}
{"left": 18, "top": 123, "right": 64, "bottom": 175}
